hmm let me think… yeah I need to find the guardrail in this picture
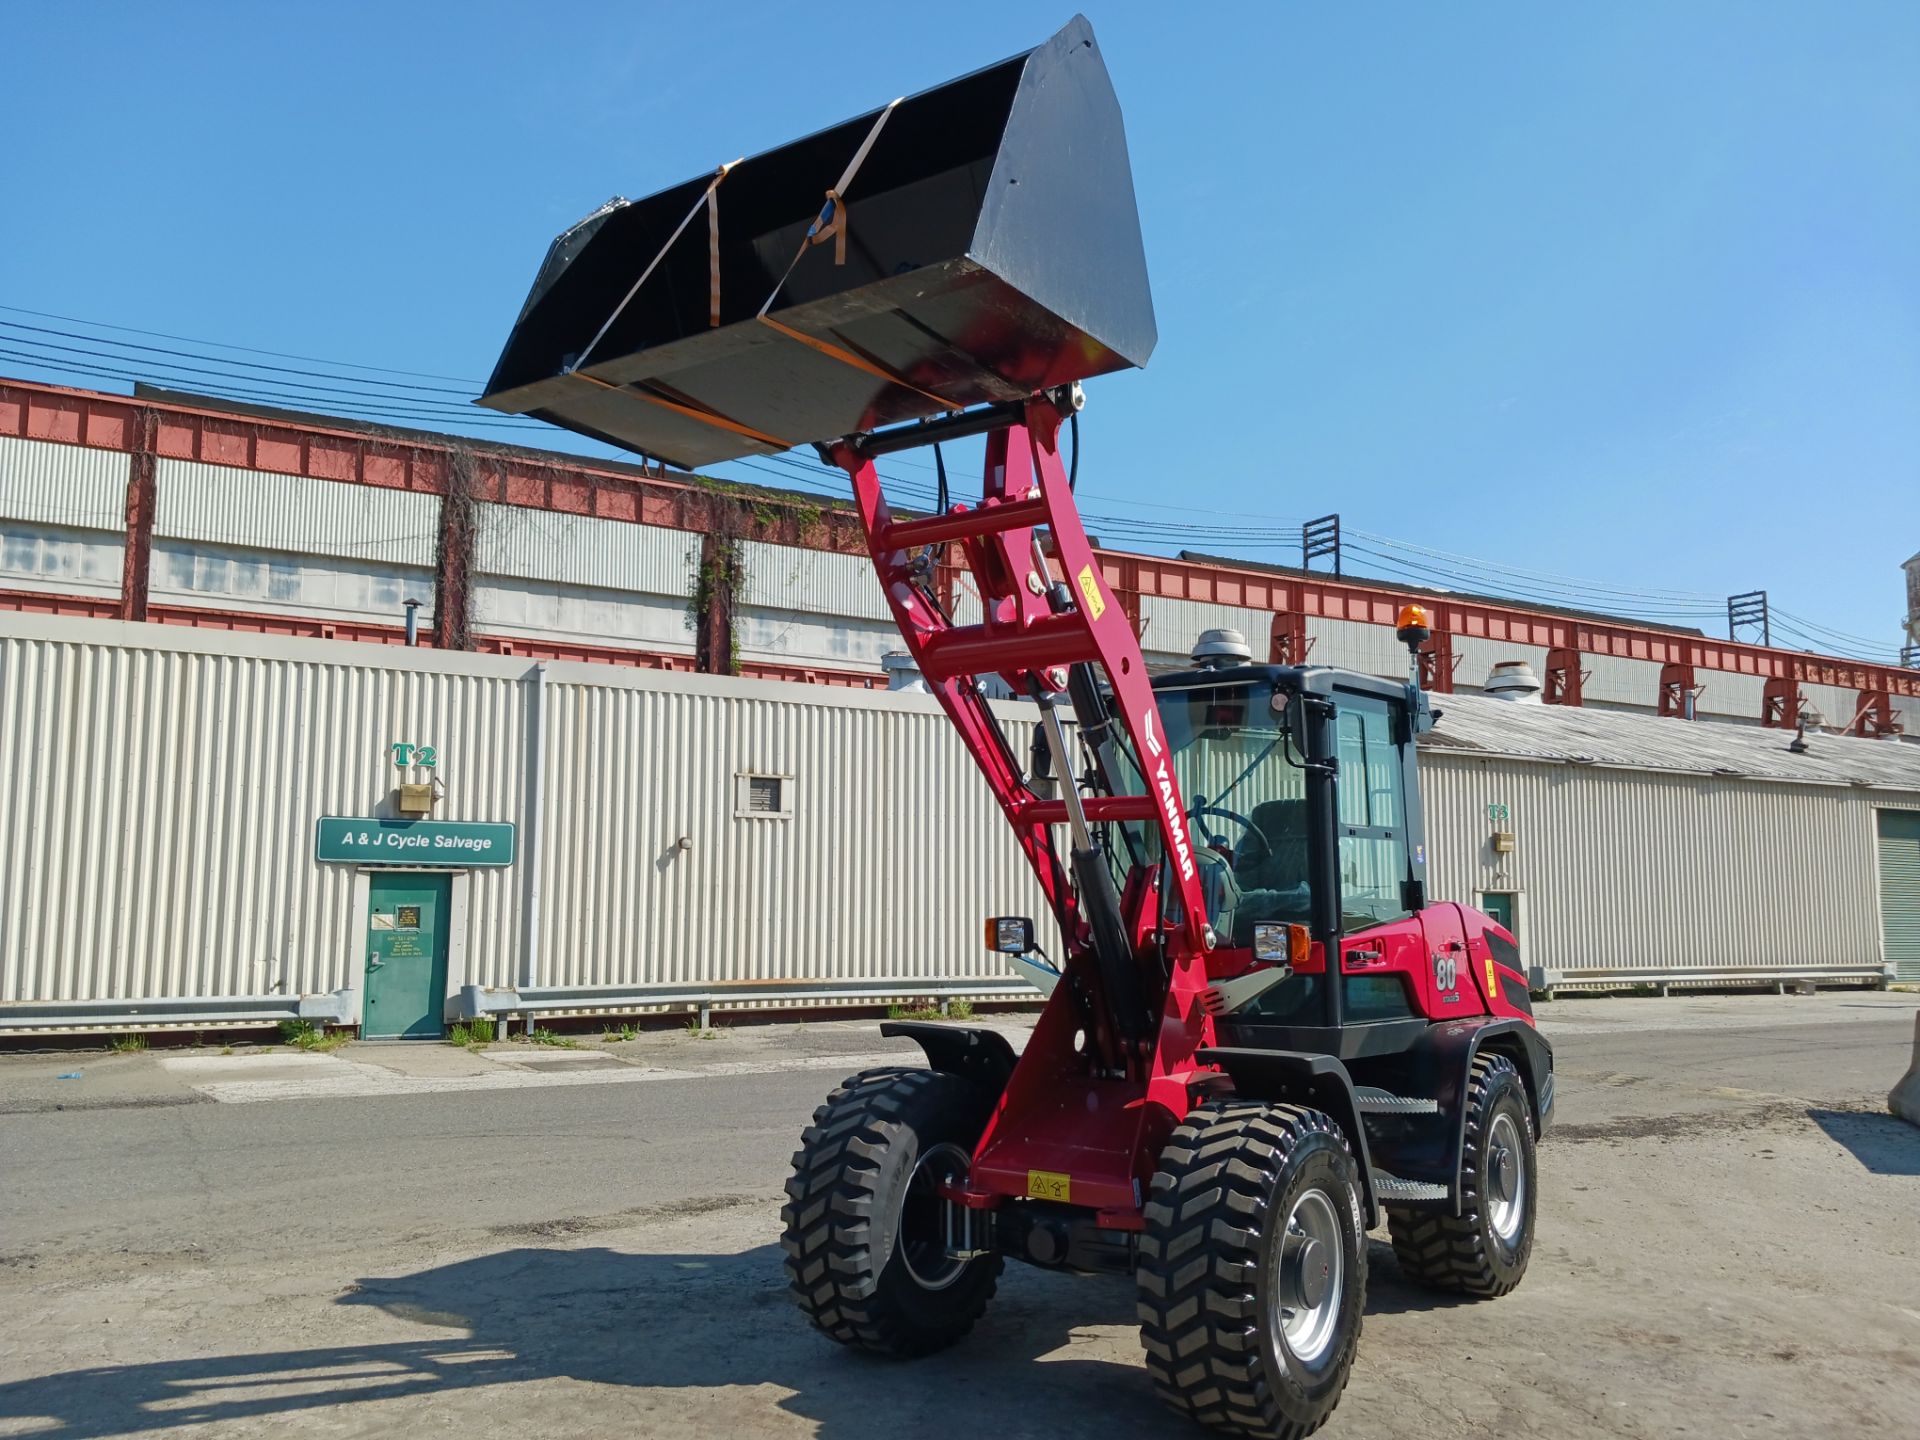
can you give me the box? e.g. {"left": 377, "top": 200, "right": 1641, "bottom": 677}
{"left": 0, "top": 990, "right": 355, "bottom": 1035}
{"left": 456, "top": 976, "right": 1045, "bottom": 1031}
{"left": 1532, "top": 963, "right": 1894, "bottom": 998}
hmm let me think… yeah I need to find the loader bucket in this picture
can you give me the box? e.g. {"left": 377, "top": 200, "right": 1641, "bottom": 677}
{"left": 478, "top": 14, "right": 1154, "bottom": 468}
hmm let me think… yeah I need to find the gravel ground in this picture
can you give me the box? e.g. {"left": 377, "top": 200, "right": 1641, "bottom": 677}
{"left": 1, "top": 993, "right": 1916, "bottom": 1439}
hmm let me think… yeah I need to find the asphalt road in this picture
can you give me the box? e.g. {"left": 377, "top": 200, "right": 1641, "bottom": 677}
{"left": 2, "top": 994, "right": 1917, "bottom": 1440}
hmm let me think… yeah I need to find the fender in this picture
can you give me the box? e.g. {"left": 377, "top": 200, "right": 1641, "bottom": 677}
{"left": 1196, "top": 1047, "right": 1380, "bottom": 1227}
{"left": 1404, "top": 1018, "right": 1553, "bottom": 1215}
{"left": 881, "top": 1021, "right": 1018, "bottom": 1099}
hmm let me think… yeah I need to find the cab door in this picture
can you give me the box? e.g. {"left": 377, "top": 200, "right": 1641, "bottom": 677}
{"left": 1418, "top": 901, "right": 1482, "bottom": 1017}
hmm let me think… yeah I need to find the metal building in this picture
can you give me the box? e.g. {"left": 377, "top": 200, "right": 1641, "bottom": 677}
{"left": 0, "top": 611, "right": 1912, "bottom": 1035}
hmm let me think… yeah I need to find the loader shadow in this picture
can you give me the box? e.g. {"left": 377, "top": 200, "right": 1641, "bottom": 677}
{"left": 0, "top": 1244, "right": 1146, "bottom": 1440}
{"left": 0, "top": 1240, "right": 1466, "bottom": 1438}
{"left": 1806, "top": 1107, "right": 1920, "bottom": 1176}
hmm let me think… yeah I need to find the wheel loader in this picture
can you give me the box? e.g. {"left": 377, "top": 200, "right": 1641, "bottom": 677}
{"left": 481, "top": 16, "right": 1553, "bottom": 1437}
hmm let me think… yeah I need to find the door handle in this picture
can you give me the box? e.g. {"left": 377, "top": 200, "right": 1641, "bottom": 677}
{"left": 368, "top": 953, "right": 384, "bottom": 969}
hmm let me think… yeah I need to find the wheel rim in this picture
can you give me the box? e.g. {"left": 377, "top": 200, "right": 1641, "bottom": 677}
{"left": 1269, "top": 1186, "right": 1345, "bottom": 1369}
{"left": 1486, "top": 1112, "right": 1526, "bottom": 1244}
{"left": 898, "top": 1142, "right": 971, "bottom": 1291}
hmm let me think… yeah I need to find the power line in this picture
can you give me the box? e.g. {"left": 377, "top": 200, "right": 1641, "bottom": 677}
{"left": 0, "top": 347, "right": 549, "bottom": 433}
{"left": 0, "top": 331, "right": 502, "bottom": 416}
{"left": 0, "top": 303, "right": 487, "bottom": 385}
{"left": 0, "top": 319, "right": 478, "bottom": 397}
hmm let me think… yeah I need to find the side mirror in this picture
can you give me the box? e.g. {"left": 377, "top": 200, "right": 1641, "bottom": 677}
{"left": 1401, "top": 878, "right": 1427, "bottom": 914}
{"left": 985, "top": 916, "right": 1036, "bottom": 955}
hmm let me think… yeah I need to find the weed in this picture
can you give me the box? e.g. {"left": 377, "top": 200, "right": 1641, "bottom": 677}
{"left": 447, "top": 1018, "right": 497, "bottom": 1049}
{"left": 107, "top": 1033, "right": 147, "bottom": 1054}
{"left": 221, "top": 1045, "right": 235, "bottom": 1055}
{"left": 886, "top": 999, "right": 975, "bottom": 1021}
{"left": 279, "top": 1019, "right": 351, "bottom": 1052}
{"left": 529, "top": 1028, "right": 578, "bottom": 1049}
{"left": 602, "top": 1024, "right": 639, "bottom": 1043}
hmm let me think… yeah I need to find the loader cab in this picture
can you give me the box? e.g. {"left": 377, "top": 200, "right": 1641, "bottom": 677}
{"left": 1139, "top": 661, "right": 1429, "bottom": 939}
{"left": 1108, "top": 660, "right": 1435, "bottom": 1038}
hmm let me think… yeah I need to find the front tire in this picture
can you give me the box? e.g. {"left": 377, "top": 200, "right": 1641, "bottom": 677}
{"left": 1137, "top": 1101, "right": 1367, "bottom": 1440}
{"left": 1386, "top": 1051, "right": 1536, "bottom": 1296}
{"left": 781, "top": 1067, "right": 1002, "bottom": 1357}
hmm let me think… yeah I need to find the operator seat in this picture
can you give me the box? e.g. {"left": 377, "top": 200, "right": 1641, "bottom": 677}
{"left": 1230, "top": 798, "right": 1312, "bottom": 943}
{"left": 1238, "top": 799, "right": 1310, "bottom": 892}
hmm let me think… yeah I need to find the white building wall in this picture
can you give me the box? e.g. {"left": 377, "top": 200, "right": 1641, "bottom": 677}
{"left": 156, "top": 459, "right": 439, "bottom": 567}
{"left": 1139, "top": 595, "right": 1272, "bottom": 666}
{"left": 1452, "top": 637, "right": 1549, "bottom": 694}
{"left": 0, "top": 614, "right": 524, "bottom": 1006}
{"left": 536, "top": 668, "right": 1042, "bottom": 995}
{"left": 0, "top": 435, "right": 129, "bottom": 602}
{"left": 3, "top": 610, "right": 1911, "bottom": 1023}
{"left": 1421, "top": 753, "right": 1906, "bottom": 977}
{"left": 1695, "top": 669, "right": 1767, "bottom": 722}
{"left": 0, "top": 434, "right": 129, "bottom": 532}
{"left": 1308, "top": 615, "right": 1409, "bottom": 680}
{"left": 474, "top": 578, "right": 693, "bottom": 655}
{"left": 0, "top": 523, "right": 124, "bottom": 602}
{"left": 151, "top": 540, "right": 435, "bottom": 626}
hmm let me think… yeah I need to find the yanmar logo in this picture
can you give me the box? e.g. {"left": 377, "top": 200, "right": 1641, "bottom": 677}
{"left": 1142, "top": 713, "right": 1195, "bottom": 882}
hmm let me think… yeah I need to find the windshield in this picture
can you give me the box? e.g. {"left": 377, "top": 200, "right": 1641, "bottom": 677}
{"left": 1112, "top": 678, "right": 1311, "bottom": 945}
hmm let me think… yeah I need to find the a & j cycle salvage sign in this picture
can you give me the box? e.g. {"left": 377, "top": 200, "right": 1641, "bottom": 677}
{"left": 314, "top": 818, "right": 517, "bottom": 867}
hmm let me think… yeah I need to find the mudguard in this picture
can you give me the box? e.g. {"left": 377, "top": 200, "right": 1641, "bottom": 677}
{"left": 1400, "top": 1018, "right": 1553, "bottom": 1214}
{"left": 881, "top": 1021, "right": 1018, "bottom": 1098}
{"left": 1196, "top": 1047, "right": 1380, "bottom": 1227}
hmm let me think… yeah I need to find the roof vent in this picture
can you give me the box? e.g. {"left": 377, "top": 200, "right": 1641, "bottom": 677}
{"left": 1192, "top": 628, "right": 1253, "bottom": 669}
{"left": 1484, "top": 660, "right": 1544, "bottom": 703}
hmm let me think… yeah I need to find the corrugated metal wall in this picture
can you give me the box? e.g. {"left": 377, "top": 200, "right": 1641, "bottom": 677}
{"left": 0, "top": 434, "right": 130, "bottom": 531}
{"left": 0, "top": 614, "right": 1037, "bottom": 1014}
{"left": 1422, "top": 752, "right": 1912, "bottom": 974}
{"left": 0, "top": 615, "right": 524, "bottom": 1005}
{"left": 536, "top": 669, "right": 1042, "bottom": 992}
{"left": 2, "top": 611, "right": 1909, "bottom": 1021}
{"left": 156, "top": 459, "right": 439, "bottom": 566}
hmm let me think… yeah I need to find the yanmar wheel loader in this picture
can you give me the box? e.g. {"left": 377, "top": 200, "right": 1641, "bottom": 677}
{"left": 481, "top": 15, "right": 1553, "bottom": 1437}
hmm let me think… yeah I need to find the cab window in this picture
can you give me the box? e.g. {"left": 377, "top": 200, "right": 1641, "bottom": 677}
{"left": 1334, "top": 695, "right": 1413, "bottom": 929}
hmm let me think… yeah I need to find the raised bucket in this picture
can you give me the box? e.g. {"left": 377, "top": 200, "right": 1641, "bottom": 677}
{"left": 478, "top": 14, "right": 1154, "bottom": 468}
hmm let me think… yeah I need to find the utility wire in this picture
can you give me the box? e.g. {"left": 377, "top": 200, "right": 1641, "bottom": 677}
{"left": 0, "top": 347, "right": 548, "bottom": 433}
{"left": 0, "top": 303, "right": 486, "bottom": 385}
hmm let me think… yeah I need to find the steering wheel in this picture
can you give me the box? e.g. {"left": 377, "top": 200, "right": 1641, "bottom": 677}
{"left": 1187, "top": 803, "right": 1268, "bottom": 862}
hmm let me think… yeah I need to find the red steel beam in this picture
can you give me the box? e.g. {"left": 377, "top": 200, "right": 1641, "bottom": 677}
{"left": 5, "top": 374, "right": 1915, "bottom": 702}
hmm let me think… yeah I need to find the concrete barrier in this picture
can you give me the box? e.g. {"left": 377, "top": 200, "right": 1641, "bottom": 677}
{"left": 1892, "top": 1013, "right": 1920, "bottom": 1127}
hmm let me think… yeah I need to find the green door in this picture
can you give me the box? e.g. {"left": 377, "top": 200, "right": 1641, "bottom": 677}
{"left": 1879, "top": 810, "right": 1920, "bottom": 983}
{"left": 1479, "top": 891, "right": 1516, "bottom": 933}
{"left": 363, "top": 873, "right": 452, "bottom": 1039}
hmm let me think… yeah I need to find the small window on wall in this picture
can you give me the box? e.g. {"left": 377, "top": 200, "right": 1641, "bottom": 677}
{"left": 1335, "top": 695, "right": 1413, "bottom": 929}
{"left": 735, "top": 773, "right": 792, "bottom": 818}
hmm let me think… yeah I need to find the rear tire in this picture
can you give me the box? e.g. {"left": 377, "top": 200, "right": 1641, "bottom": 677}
{"left": 781, "top": 1067, "right": 1002, "bottom": 1357}
{"left": 1137, "top": 1101, "right": 1367, "bottom": 1440}
{"left": 1386, "top": 1051, "right": 1536, "bottom": 1297}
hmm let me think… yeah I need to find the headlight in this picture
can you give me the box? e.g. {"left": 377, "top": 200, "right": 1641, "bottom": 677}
{"left": 1253, "top": 922, "right": 1310, "bottom": 966}
{"left": 985, "top": 916, "right": 1035, "bottom": 955}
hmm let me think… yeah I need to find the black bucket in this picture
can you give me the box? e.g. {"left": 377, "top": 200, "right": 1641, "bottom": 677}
{"left": 478, "top": 15, "right": 1154, "bottom": 468}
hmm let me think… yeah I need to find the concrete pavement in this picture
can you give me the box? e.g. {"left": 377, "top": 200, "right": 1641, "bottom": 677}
{"left": 1, "top": 993, "right": 1917, "bottom": 1439}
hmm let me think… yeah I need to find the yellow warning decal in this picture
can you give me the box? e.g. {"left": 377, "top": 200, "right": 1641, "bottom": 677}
{"left": 1027, "top": 1169, "right": 1073, "bottom": 1203}
{"left": 1076, "top": 565, "right": 1106, "bottom": 621}
{"left": 1485, "top": 954, "right": 1498, "bottom": 996}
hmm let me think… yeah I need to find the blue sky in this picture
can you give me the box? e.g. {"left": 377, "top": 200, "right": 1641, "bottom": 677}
{"left": 2, "top": 3, "right": 1914, "bottom": 656}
